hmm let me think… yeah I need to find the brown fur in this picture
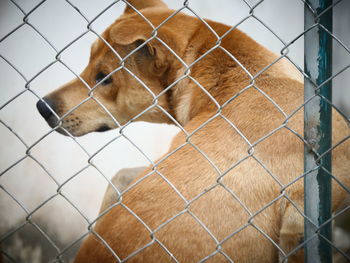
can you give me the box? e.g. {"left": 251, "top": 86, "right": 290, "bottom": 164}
{"left": 40, "top": 1, "right": 350, "bottom": 262}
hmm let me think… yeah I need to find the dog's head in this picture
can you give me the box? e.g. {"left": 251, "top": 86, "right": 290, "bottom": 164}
{"left": 37, "top": 0, "right": 185, "bottom": 136}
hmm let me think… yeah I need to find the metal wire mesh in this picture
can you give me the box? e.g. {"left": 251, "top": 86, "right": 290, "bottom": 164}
{"left": 0, "top": 0, "right": 349, "bottom": 262}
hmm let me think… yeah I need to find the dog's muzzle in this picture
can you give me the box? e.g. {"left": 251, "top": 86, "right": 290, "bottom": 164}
{"left": 36, "top": 98, "right": 61, "bottom": 129}
{"left": 36, "top": 98, "right": 55, "bottom": 120}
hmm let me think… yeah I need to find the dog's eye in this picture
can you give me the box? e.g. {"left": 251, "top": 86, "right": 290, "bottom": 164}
{"left": 96, "top": 72, "right": 112, "bottom": 86}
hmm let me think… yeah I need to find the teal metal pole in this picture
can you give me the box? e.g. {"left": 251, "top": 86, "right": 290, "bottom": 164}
{"left": 304, "top": 0, "right": 333, "bottom": 262}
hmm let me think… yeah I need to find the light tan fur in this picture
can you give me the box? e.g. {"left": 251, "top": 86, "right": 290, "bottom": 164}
{"left": 40, "top": 1, "right": 350, "bottom": 262}
{"left": 99, "top": 167, "right": 146, "bottom": 213}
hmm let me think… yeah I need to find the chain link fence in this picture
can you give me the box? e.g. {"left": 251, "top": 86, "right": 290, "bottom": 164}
{"left": 0, "top": 0, "right": 349, "bottom": 262}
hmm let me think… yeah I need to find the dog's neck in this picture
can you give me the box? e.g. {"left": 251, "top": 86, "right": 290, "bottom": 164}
{"left": 166, "top": 34, "right": 245, "bottom": 126}
{"left": 165, "top": 27, "right": 285, "bottom": 127}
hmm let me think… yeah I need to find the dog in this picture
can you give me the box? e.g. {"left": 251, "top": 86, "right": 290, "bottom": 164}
{"left": 36, "top": 0, "right": 350, "bottom": 262}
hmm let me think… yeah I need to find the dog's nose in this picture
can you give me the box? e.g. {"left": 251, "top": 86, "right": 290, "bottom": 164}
{"left": 36, "top": 98, "right": 55, "bottom": 120}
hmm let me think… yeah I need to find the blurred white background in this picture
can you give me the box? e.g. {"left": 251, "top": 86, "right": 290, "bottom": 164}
{"left": 0, "top": 0, "right": 349, "bottom": 262}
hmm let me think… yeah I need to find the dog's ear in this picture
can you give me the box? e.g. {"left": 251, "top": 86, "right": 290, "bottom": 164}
{"left": 110, "top": 24, "right": 168, "bottom": 76}
{"left": 124, "top": 0, "right": 168, "bottom": 14}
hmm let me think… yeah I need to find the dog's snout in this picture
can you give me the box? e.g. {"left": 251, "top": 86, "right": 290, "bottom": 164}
{"left": 36, "top": 98, "right": 55, "bottom": 120}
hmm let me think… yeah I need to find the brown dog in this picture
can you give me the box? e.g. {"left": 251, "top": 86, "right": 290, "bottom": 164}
{"left": 36, "top": 0, "right": 350, "bottom": 262}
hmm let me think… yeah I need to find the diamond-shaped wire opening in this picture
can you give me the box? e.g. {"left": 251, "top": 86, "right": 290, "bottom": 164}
{"left": 83, "top": 202, "right": 157, "bottom": 262}
{"left": 0, "top": 157, "right": 58, "bottom": 212}
{"left": 57, "top": 166, "right": 110, "bottom": 220}
{"left": 0, "top": 23, "right": 57, "bottom": 79}
{"left": 25, "top": 0, "right": 89, "bottom": 50}
{"left": 144, "top": 142, "right": 220, "bottom": 201}
{"left": 154, "top": 211, "right": 218, "bottom": 262}
{"left": 31, "top": 193, "right": 91, "bottom": 245}
{"left": 117, "top": 170, "right": 187, "bottom": 227}
{"left": 188, "top": 184, "right": 251, "bottom": 241}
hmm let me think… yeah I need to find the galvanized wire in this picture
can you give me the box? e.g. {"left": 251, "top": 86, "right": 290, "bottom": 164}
{"left": 0, "top": 0, "right": 349, "bottom": 262}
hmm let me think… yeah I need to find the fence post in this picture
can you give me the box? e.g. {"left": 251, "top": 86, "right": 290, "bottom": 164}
{"left": 304, "top": 0, "right": 333, "bottom": 262}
